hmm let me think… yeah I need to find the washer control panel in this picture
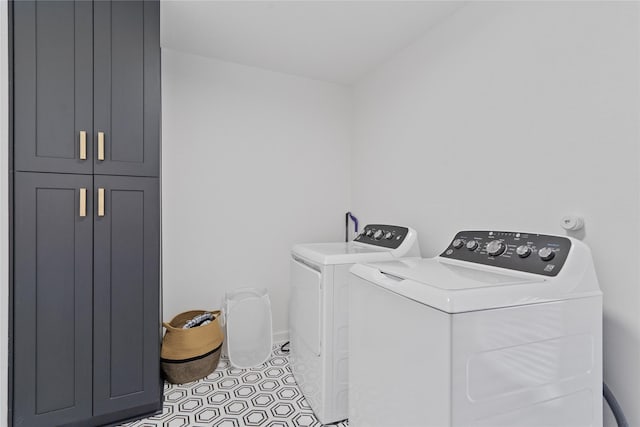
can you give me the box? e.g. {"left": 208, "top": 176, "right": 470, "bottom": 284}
{"left": 354, "top": 224, "right": 409, "bottom": 249}
{"left": 440, "top": 231, "right": 572, "bottom": 276}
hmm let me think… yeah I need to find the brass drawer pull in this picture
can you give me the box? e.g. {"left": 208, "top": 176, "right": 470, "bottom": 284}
{"left": 79, "top": 188, "right": 87, "bottom": 217}
{"left": 79, "top": 131, "right": 87, "bottom": 160}
{"left": 98, "top": 188, "right": 105, "bottom": 217}
{"left": 97, "top": 132, "right": 105, "bottom": 161}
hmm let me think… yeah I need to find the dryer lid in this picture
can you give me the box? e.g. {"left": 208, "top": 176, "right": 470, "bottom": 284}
{"left": 292, "top": 242, "right": 393, "bottom": 265}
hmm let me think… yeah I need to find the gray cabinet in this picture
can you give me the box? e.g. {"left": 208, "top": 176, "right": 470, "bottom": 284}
{"left": 93, "top": 176, "right": 161, "bottom": 417}
{"left": 13, "top": 172, "right": 93, "bottom": 427}
{"left": 10, "top": 1, "right": 162, "bottom": 426}
{"left": 13, "top": 1, "right": 93, "bottom": 174}
{"left": 94, "top": 1, "right": 160, "bottom": 177}
{"left": 13, "top": 0, "right": 160, "bottom": 177}
{"left": 13, "top": 174, "right": 162, "bottom": 427}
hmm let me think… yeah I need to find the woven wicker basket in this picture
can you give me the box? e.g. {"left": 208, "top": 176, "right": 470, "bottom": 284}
{"left": 161, "top": 310, "right": 224, "bottom": 384}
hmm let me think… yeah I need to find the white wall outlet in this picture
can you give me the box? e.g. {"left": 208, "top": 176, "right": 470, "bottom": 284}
{"left": 561, "top": 215, "right": 585, "bottom": 231}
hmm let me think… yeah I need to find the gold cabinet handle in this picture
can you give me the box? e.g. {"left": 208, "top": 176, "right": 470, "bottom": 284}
{"left": 79, "top": 131, "right": 87, "bottom": 160}
{"left": 97, "top": 131, "right": 105, "bottom": 161}
{"left": 79, "top": 188, "right": 87, "bottom": 217}
{"left": 98, "top": 188, "right": 105, "bottom": 217}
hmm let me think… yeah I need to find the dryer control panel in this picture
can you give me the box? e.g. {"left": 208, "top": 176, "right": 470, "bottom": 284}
{"left": 439, "top": 231, "right": 571, "bottom": 277}
{"left": 354, "top": 224, "right": 409, "bottom": 249}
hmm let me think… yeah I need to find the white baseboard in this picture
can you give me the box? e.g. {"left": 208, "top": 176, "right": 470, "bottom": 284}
{"left": 222, "top": 330, "right": 289, "bottom": 358}
{"left": 273, "top": 330, "right": 289, "bottom": 344}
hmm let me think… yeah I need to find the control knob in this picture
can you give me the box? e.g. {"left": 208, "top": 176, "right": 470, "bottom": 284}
{"left": 538, "top": 247, "right": 555, "bottom": 261}
{"left": 516, "top": 245, "right": 532, "bottom": 258}
{"left": 384, "top": 231, "right": 393, "bottom": 240}
{"left": 486, "top": 240, "right": 506, "bottom": 257}
{"left": 373, "top": 230, "right": 384, "bottom": 240}
{"left": 452, "top": 239, "right": 465, "bottom": 249}
{"left": 466, "top": 240, "right": 479, "bottom": 251}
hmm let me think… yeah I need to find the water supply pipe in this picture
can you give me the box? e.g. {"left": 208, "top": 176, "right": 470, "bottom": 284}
{"left": 345, "top": 212, "right": 359, "bottom": 242}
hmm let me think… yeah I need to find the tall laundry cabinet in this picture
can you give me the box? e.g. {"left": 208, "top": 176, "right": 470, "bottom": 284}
{"left": 9, "top": 1, "right": 162, "bottom": 426}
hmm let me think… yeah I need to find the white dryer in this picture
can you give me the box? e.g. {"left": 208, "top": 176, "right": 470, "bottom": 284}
{"left": 349, "top": 230, "right": 602, "bottom": 427}
{"left": 289, "top": 224, "right": 420, "bottom": 425}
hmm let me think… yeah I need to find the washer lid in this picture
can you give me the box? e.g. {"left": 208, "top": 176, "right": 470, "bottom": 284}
{"left": 375, "top": 258, "right": 538, "bottom": 290}
{"left": 292, "top": 242, "right": 393, "bottom": 265}
{"left": 350, "top": 257, "right": 597, "bottom": 313}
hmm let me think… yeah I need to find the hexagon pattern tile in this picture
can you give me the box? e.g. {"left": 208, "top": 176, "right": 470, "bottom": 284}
{"left": 120, "top": 344, "right": 349, "bottom": 427}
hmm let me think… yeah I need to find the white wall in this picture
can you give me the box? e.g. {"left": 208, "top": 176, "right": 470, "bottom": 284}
{"left": 352, "top": 2, "right": 639, "bottom": 425}
{"left": 1, "top": 0, "right": 9, "bottom": 425}
{"left": 161, "top": 49, "right": 351, "bottom": 339}
{"left": 3, "top": 3, "right": 639, "bottom": 426}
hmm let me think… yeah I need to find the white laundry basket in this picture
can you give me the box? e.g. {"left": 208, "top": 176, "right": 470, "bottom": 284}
{"left": 223, "top": 288, "right": 273, "bottom": 368}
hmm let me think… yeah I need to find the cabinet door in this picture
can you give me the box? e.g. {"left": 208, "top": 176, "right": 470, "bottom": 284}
{"left": 93, "top": 0, "right": 160, "bottom": 177}
{"left": 93, "top": 175, "right": 161, "bottom": 416}
{"left": 13, "top": 172, "right": 93, "bottom": 427}
{"left": 13, "top": 1, "right": 93, "bottom": 174}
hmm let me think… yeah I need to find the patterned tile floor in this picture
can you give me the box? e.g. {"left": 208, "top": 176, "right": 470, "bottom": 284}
{"left": 120, "top": 343, "right": 348, "bottom": 427}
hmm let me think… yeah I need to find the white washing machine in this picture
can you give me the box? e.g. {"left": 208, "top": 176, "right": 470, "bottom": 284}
{"left": 349, "top": 230, "right": 602, "bottom": 427}
{"left": 289, "top": 224, "right": 420, "bottom": 425}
